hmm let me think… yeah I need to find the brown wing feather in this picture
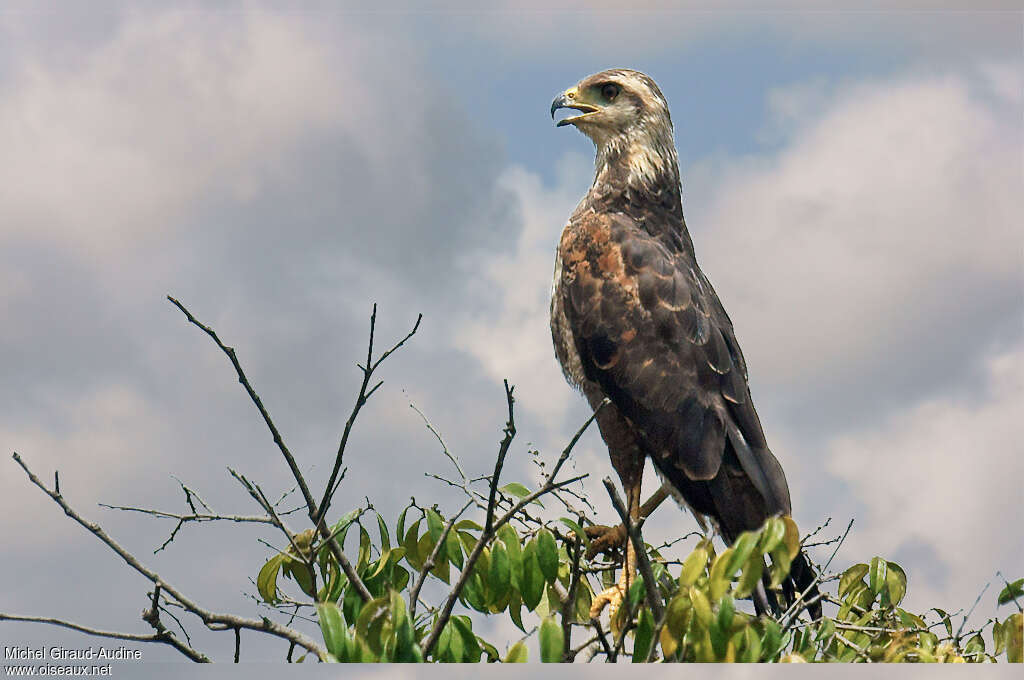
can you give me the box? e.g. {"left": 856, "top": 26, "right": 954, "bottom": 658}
{"left": 559, "top": 210, "right": 791, "bottom": 536}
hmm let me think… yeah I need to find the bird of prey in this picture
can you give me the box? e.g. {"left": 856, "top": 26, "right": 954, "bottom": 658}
{"left": 549, "top": 69, "right": 818, "bottom": 619}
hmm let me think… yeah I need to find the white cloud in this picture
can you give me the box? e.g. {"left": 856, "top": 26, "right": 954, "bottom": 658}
{"left": 692, "top": 69, "right": 1021, "bottom": 402}
{"left": 0, "top": 11, "right": 351, "bottom": 259}
{"left": 454, "top": 152, "right": 592, "bottom": 430}
{"left": 827, "top": 343, "right": 1024, "bottom": 611}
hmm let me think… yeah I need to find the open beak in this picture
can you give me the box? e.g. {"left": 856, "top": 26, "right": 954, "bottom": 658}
{"left": 551, "top": 88, "right": 599, "bottom": 127}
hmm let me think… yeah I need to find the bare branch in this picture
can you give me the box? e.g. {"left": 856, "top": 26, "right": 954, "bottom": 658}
{"left": 484, "top": 380, "right": 516, "bottom": 536}
{"left": 316, "top": 306, "right": 422, "bottom": 524}
{"left": 0, "top": 612, "right": 210, "bottom": 663}
{"left": 9, "top": 452, "right": 328, "bottom": 661}
{"left": 602, "top": 477, "right": 664, "bottom": 623}
{"left": 168, "top": 296, "right": 371, "bottom": 604}
{"left": 408, "top": 500, "right": 473, "bottom": 621}
{"left": 420, "top": 399, "right": 603, "bottom": 658}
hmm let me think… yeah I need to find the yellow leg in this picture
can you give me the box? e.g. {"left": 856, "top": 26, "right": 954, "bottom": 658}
{"left": 585, "top": 485, "right": 671, "bottom": 559}
{"left": 589, "top": 482, "right": 643, "bottom": 621}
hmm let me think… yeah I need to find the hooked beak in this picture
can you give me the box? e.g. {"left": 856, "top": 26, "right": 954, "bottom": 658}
{"left": 551, "top": 87, "right": 599, "bottom": 127}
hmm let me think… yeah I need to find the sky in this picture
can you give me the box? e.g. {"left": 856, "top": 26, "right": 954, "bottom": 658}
{"left": 0, "top": 0, "right": 1021, "bottom": 668}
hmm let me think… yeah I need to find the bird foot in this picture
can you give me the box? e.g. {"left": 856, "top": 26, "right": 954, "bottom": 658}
{"left": 584, "top": 523, "right": 628, "bottom": 559}
{"left": 589, "top": 580, "right": 627, "bottom": 621}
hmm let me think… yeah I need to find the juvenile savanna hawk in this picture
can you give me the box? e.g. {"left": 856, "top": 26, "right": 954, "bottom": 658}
{"left": 550, "top": 69, "right": 819, "bottom": 618}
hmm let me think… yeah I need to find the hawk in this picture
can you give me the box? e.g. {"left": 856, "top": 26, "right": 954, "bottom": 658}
{"left": 549, "top": 69, "right": 818, "bottom": 618}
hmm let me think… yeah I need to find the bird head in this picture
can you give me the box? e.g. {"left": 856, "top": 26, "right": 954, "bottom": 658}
{"left": 551, "top": 69, "right": 672, "bottom": 146}
{"left": 551, "top": 69, "right": 677, "bottom": 187}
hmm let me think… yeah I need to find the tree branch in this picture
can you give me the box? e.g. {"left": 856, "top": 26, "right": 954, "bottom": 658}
{"left": 9, "top": 452, "right": 328, "bottom": 661}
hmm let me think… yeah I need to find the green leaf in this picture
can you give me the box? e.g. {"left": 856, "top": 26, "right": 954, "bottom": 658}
{"left": 814, "top": 617, "right": 835, "bottom": 643}
{"left": 446, "top": 529, "right": 463, "bottom": 570}
{"left": 708, "top": 547, "right": 735, "bottom": 601}
{"left": 426, "top": 508, "right": 444, "bottom": 546}
{"left": 287, "top": 560, "right": 316, "bottom": 597}
{"left": 500, "top": 482, "right": 542, "bottom": 507}
{"left": 452, "top": 615, "right": 481, "bottom": 663}
{"left": 868, "top": 556, "right": 887, "bottom": 596}
{"left": 993, "top": 618, "right": 1006, "bottom": 657}
{"left": 760, "top": 618, "right": 782, "bottom": 659}
{"left": 257, "top": 553, "right": 287, "bottom": 604}
{"left": 931, "top": 607, "right": 953, "bottom": 637}
{"left": 780, "top": 516, "right": 801, "bottom": 560}
{"left": 735, "top": 554, "right": 764, "bottom": 599}
{"left": 740, "top": 625, "right": 762, "bottom": 663}
{"left": 559, "top": 517, "right": 591, "bottom": 550}
{"left": 690, "top": 586, "right": 712, "bottom": 627}
{"left": 632, "top": 607, "right": 655, "bottom": 662}
{"left": 536, "top": 528, "right": 559, "bottom": 583}
{"left": 768, "top": 544, "right": 792, "bottom": 588}
{"left": 998, "top": 578, "right": 1024, "bottom": 606}
{"left": 1005, "top": 612, "right": 1022, "bottom": 663}
{"left": 839, "top": 563, "right": 869, "bottom": 598}
{"left": 520, "top": 539, "right": 545, "bottom": 610}
{"left": 885, "top": 561, "right": 907, "bottom": 606}
{"left": 376, "top": 511, "right": 391, "bottom": 552}
{"left": 390, "top": 591, "right": 418, "bottom": 663}
{"left": 508, "top": 592, "right": 526, "bottom": 632}
{"left": 679, "top": 545, "right": 709, "bottom": 586}
{"left": 401, "top": 519, "right": 422, "bottom": 570}
{"left": 716, "top": 595, "right": 735, "bottom": 638}
{"left": 504, "top": 640, "right": 528, "bottom": 663}
{"left": 727, "top": 531, "right": 759, "bottom": 575}
{"left": 665, "top": 592, "right": 693, "bottom": 638}
{"left": 357, "top": 526, "right": 372, "bottom": 571}
{"left": 497, "top": 523, "right": 523, "bottom": 589}
{"left": 759, "top": 517, "right": 786, "bottom": 553}
{"left": 442, "top": 621, "right": 461, "bottom": 662}
{"left": 539, "top": 616, "right": 564, "bottom": 663}
{"left": 316, "top": 602, "right": 348, "bottom": 660}
{"left": 395, "top": 506, "right": 409, "bottom": 543}
{"left": 964, "top": 633, "right": 986, "bottom": 658}
{"left": 489, "top": 541, "right": 511, "bottom": 602}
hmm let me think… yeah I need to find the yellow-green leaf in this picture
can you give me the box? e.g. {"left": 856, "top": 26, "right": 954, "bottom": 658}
{"left": 680, "top": 545, "right": 709, "bottom": 586}
{"left": 504, "top": 640, "right": 528, "bottom": 663}
{"left": 539, "top": 616, "right": 564, "bottom": 663}
{"left": 257, "top": 553, "right": 287, "bottom": 604}
{"left": 536, "top": 528, "right": 559, "bottom": 583}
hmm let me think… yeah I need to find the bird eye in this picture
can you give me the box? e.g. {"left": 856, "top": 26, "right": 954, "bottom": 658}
{"left": 600, "top": 83, "right": 620, "bottom": 101}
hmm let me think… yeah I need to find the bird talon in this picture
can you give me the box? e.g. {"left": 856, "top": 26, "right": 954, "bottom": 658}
{"left": 589, "top": 582, "right": 627, "bottom": 621}
{"left": 584, "top": 523, "right": 628, "bottom": 559}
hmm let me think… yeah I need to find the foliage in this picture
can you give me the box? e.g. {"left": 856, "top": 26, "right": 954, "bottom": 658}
{"left": 5, "top": 301, "right": 1019, "bottom": 664}
{"left": 257, "top": 490, "right": 1022, "bottom": 663}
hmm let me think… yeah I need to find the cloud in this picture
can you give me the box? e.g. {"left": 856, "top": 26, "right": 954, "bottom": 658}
{"left": 454, "top": 152, "right": 592, "bottom": 431}
{"left": 689, "top": 68, "right": 1022, "bottom": 430}
{"left": 827, "top": 343, "right": 1024, "bottom": 612}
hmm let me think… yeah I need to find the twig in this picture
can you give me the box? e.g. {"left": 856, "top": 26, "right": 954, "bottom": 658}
{"left": 99, "top": 503, "right": 274, "bottom": 553}
{"left": 1, "top": 612, "right": 209, "bottom": 663}
{"left": 484, "top": 381, "right": 516, "bottom": 536}
{"left": 780, "top": 518, "right": 854, "bottom": 631}
{"left": 589, "top": 617, "right": 615, "bottom": 661}
{"left": 560, "top": 531, "right": 584, "bottom": 661}
{"left": 602, "top": 477, "right": 664, "bottom": 623}
{"left": 168, "top": 296, "right": 371, "bottom": 604}
{"left": 315, "top": 305, "right": 422, "bottom": 524}
{"left": 995, "top": 571, "right": 1023, "bottom": 614}
{"left": 9, "top": 452, "right": 328, "bottom": 661}
{"left": 410, "top": 401, "right": 465, "bottom": 481}
{"left": 233, "top": 626, "right": 241, "bottom": 663}
{"left": 408, "top": 499, "right": 473, "bottom": 621}
{"left": 420, "top": 399, "right": 604, "bottom": 658}
{"left": 955, "top": 580, "right": 990, "bottom": 643}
